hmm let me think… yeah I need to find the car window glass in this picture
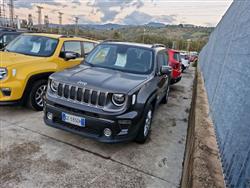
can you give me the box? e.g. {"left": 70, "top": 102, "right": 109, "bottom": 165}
{"left": 158, "top": 53, "right": 167, "bottom": 67}
{"left": 6, "top": 35, "right": 58, "bottom": 57}
{"left": 0, "top": 36, "right": 3, "bottom": 48}
{"left": 62, "top": 41, "right": 82, "bottom": 57}
{"left": 3, "top": 34, "right": 18, "bottom": 44}
{"left": 164, "top": 52, "right": 169, "bottom": 65}
{"left": 89, "top": 46, "right": 111, "bottom": 64}
{"left": 83, "top": 42, "right": 95, "bottom": 54}
{"left": 86, "top": 44, "right": 153, "bottom": 74}
{"left": 174, "top": 52, "right": 180, "bottom": 62}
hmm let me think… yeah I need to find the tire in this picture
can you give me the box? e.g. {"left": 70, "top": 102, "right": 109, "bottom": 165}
{"left": 182, "top": 65, "right": 185, "bottom": 73}
{"left": 135, "top": 105, "right": 153, "bottom": 144}
{"left": 161, "top": 84, "right": 170, "bottom": 104}
{"left": 28, "top": 80, "right": 48, "bottom": 111}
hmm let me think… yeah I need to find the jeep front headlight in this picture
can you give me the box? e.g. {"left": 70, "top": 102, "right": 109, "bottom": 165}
{"left": 50, "top": 80, "right": 59, "bottom": 93}
{"left": 0, "top": 67, "right": 7, "bottom": 80}
{"left": 112, "top": 93, "right": 126, "bottom": 107}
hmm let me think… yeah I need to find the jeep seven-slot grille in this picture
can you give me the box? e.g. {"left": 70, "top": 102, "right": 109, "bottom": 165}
{"left": 57, "top": 83, "right": 108, "bottom": 107}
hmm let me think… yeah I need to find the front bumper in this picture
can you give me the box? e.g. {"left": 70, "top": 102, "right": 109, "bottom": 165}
{"left": 0, "top": 99, "right": 22, "bottom": 106}
{"left": 44, "top": 101, "right": 143, "bottom": 143}
{"left": 0, "top": 80, "right": 25, "bottom": 103}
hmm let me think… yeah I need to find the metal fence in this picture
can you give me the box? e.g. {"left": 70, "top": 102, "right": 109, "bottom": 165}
{"left": 199, "top": 0, "right": 250, "bottom": 187}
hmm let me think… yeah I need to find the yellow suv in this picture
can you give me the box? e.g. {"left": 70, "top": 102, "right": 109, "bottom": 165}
{"left": 0, "top": 33, "right": 97, "bottom": 110}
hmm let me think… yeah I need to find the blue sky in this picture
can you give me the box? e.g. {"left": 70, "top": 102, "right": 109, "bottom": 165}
{"left": 8, "top": 0, "right": 233, "bottom": 26}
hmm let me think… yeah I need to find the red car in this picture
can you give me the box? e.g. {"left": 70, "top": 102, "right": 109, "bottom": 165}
{"left": 167, "top": 49, "right": 182, "bottom": 84}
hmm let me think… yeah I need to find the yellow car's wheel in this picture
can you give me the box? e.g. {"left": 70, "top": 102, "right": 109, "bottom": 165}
{"left": 28, "top": 80, "right": 47, "bottom": 111}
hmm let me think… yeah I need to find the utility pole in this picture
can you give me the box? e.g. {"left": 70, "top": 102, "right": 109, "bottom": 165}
{"left": 44, "top": 15, "right": 49, "bottom": 31}
{"left": 142, "top": 28, "right": 146, "bottom": 43}
{"left": 15, "top": 15, "right": 20, "bottom": 29}
{"left": 8, "top": 0, "right": 14, "bottom": 27}
{"left": 172, "top": 41, "right": 177, "bottom": 49}
{"left": 2, "top": 0, "right": 6, "bottom": 26}
{"left": 37, "top": 6, "right": 43, "bottom": 30}
{"left": 58, "top": 12, "right": 63, "bottom": 34}
{"left": 74, "top": 16, "right": 79, "bottom": 35}
{"left": 187, "top": 39, "right": 191, "bottom": 52}
{"left": 28, "top": 14, "right": 33, "bottom": 30}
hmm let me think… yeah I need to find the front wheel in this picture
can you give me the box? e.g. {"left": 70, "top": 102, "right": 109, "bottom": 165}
{"left": 135, "top": 105, "right": 153, "bottom": 144}
{"left": 28, "top": 80, "right": 47, "bottom": 111}
{"left": 161, "top": 85, "right": 170, "bottom": 104}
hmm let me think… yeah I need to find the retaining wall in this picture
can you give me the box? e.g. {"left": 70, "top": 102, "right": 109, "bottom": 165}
{"left": 199, "top": 1, "right": 250, "bottom": 187}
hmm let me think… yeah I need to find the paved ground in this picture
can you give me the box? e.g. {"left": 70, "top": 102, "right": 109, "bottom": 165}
{"left": 0, "top": 68, "right": 195, "bottom": 188}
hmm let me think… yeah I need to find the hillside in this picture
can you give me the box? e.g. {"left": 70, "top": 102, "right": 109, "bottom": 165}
{"left": 46, "top": 24, "right": 214, "bottom": 52}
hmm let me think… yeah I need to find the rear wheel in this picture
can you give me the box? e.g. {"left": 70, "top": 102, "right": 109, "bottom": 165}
{"left": 28, "top": 80, "right": 47, "bottom": 111}
{"left": 135, "top": 105, "right": 153, "bottom": 144}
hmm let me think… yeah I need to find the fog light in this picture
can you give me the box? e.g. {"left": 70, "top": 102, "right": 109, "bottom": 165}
{"left": 103, "top": 128, "right": 112, "bottom": 137}
{"left": 47, "top": 112, "right": 53, "bottom": 120}
{"left": 0, "top": 88, "right": 11, "bottom": 96}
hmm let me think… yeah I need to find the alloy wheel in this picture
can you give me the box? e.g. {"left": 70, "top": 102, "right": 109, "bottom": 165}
{"left": 35, "top": 84, "right": 47, "bottom": 108}
{"left": 144, "top": 110, "right": 153, "bottom": 137}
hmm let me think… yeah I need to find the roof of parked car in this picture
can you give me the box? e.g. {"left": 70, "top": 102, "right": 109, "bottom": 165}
{"left": 168, "top": 49, "right": 180, "bottom": 53}
{"left": 102, "top": 41, "right": 166, "bottom": 50}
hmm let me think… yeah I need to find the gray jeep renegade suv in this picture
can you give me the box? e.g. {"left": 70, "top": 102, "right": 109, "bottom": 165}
{"left": 44, "top": 42, "right": 172, "bottom": 143}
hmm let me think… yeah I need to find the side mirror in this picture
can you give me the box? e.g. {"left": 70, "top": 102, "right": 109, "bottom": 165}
{"left": 0, "top": 44, "right": 4, "bottom": 50}
{"left": 60, "top": 51, "right": 78, "bottom": 61}
{"left": 0, "top": 43, "right": 7, "bottom": 50}
{"left": 160, "top": 65, "right": 172, "bottom": 75}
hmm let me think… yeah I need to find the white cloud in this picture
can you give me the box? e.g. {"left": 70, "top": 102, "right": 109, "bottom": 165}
{"left": 12, "top": 0, "right": 233, "bottom": 26}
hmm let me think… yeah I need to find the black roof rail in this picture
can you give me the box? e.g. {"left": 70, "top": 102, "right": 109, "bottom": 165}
{"left": 152, "top": 44, "right": 166, "bottom": 48}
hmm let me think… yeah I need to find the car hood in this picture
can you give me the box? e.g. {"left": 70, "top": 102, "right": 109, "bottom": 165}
{"left": 52, "top": 65, "right": 151, "bottom": 93}
{"left": 0, "top": 51, "right": 45, "bottom": 68}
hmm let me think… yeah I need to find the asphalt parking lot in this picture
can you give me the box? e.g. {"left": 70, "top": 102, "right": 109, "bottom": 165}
{"left": 0, "top": 68, "right": 195, "bottom": 188}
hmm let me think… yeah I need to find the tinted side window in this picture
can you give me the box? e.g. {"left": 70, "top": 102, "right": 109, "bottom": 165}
{"left": 83, "top": 42, "right": 95, "bottom": 54}
{"left": 0, "top": 36, "right": 3, "bottom": 49}
{"left": 0, "top": 34, "right": 18, "bottom": 48}
{"left": 61, "top": 41, "right": 82, "bottom": 57}
{"left": 174, "top": 52, "right": 180, "bottom": 62}
{"left": 158, "top": 53, "right": 167, "bottom": 67}
{"left": 3, "top": 34, "right": 18, "bottom": 44}
{"left": 164, "top": 52, "right": 169, "bottom": 65}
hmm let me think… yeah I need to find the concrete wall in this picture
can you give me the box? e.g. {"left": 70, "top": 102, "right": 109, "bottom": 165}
{"left": 199, "top": 1, "right": 250, "bottom": 187}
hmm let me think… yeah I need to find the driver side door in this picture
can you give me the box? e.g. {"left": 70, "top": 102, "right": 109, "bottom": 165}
{"left": 57, "top": 41, "right": 84, "bottom": 71}
{"left": 156, "top": 51, "right": 169, "bottom": 104}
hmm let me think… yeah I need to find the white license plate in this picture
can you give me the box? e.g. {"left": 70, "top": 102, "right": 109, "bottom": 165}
{"left": 62, "top": 112, "right": 85, "bottom": 127}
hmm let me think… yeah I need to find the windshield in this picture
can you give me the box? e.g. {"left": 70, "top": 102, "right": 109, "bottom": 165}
{"left": 85, "top": 44, "right": 153, "bottom": 74}
{"left": 6, "top": 35, "right": 58, "bottom": 57}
